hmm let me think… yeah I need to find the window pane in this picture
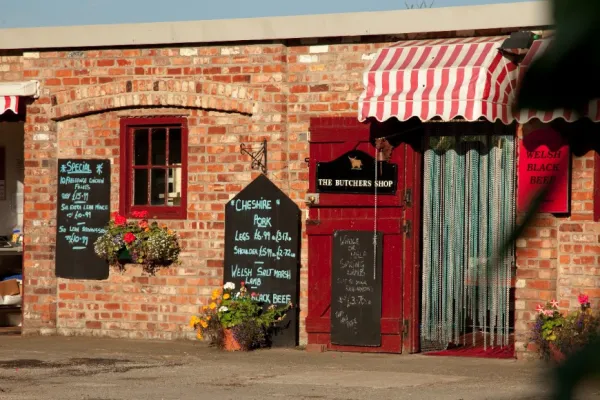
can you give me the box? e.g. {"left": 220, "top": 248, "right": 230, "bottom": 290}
{"left": 150, "top": 168, "right": 166, "bottom": 206}
{"left": 133, "top": 169, "right": 148, "bottom": 205}
{"left": 167, "top": 168, "right": 182, "bottom": 206}
{"left": 133, "top": 129, "right": 149, "bottom": 166}
{"left": 151, "top": 128, "right": 167, "bottom": 165}
{"left": 169, "top": 128, "right": 182, "bottom": 165}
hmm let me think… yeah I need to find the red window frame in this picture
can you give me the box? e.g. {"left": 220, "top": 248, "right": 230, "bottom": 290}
{"left": 119, "top": 117, "right": 188, "bottom": 220}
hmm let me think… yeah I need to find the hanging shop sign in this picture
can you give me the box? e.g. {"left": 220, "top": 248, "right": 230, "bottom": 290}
{"left": 517, "top": 127, "right": 570, "bottom": 214}
{"left": 316, "top": 150, "right": 397, "bottom": 195}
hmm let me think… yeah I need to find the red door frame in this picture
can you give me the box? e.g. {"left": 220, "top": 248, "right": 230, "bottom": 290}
{"left": 402, "top": 137, "right": 422, "bottom": 354}
{"left": 305, "top": 117, "right": 422, "bottom": 354}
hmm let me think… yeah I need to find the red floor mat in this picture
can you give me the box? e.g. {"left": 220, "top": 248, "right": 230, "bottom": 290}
{"left": 424, "top": 344, "right": 515, "bottom": 359}
{"left": 423, "top": 332, "right": 515, "bottom": 359}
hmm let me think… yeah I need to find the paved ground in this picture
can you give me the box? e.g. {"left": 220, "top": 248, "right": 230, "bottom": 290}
{"left": 0, "top": 335, "right": 596, "bottom": 400}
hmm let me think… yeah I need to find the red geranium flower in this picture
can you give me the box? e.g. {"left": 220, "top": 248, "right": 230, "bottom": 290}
{"left": 132, "top": 210, "right": 149, "bottom": 219}
{"left": 578, "top": 294, "right": 590, "bottom": 305}
{"left": 113, "top": 213, "right": 127, "bottom": 226}
{"left": 123, "top": 232, "right": 136, "bottom": 244}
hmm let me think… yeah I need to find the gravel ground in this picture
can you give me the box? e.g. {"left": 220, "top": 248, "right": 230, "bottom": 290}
{"left": 0, "top": 335, "right": 596, "bottom": 400}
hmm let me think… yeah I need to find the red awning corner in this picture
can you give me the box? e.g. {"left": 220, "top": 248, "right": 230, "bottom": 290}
{"left": 0, "top": 80, "right": 40, "bottom": 116}
{"left": 358, "top": 37, "right": 519, "bottom": 124}
{"left": 1, "top": 96, "right": 19, "bottom": 115}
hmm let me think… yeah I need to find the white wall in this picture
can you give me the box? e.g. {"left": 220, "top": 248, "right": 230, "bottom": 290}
{"left": 0, "top": 122, "right": 24, "bottom": 237}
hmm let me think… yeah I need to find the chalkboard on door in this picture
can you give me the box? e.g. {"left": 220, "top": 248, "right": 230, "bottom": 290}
{"left": 331, "top": 230, "right": 383, "bottom": 347}
{"left": 224, "top": 174, "right": 300, "bottom": 347}
{"left": 56, "top": 159, "right": 111, "bottom": 280}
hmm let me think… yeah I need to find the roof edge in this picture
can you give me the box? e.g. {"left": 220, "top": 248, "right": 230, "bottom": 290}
{"left": 0, "top": 1, "right": 551, "bottom": 50}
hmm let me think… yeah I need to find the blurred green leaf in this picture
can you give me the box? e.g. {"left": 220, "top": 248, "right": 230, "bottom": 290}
{"left": 513, "top": 1, "right": 600, "bottom": 398}
{"left": 516, "top": 0, "right": 600, "bottom": 113}
{"left": 552, "top": 340, "right": 600, "bottom": 400}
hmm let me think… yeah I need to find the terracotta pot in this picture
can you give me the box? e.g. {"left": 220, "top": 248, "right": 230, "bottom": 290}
{"left": 223, "top": 328, "right": 242, "bottom": 351}
{"left": 549, "top": 342, "right": 565, "bottom": 362}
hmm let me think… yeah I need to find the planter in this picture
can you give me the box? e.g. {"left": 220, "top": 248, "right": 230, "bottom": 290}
{"left": 223, "top": 328, "right": 242, "bottom": 352}
{"left": 549, "top": 342, "right": 565, "bottom": 362}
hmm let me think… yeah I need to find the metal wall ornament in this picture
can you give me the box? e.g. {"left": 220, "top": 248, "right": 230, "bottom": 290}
{"left": 240, "top": 139, "right": 267, "bottom": 174}
{"left": 375, "top": 138, "right": 393, "bottom": 162}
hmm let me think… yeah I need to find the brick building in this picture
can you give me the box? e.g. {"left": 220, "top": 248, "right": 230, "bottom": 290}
{"left": 1, "top": 1, "right": 596, "bottom": 359}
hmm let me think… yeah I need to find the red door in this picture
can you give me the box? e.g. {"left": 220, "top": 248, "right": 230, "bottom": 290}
{"left": 305, "top": 117, "right": 421, "bottom": 353}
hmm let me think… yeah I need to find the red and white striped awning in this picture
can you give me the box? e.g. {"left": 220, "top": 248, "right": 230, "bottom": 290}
{"left": 516, "top": 38, "right": 600, "bottom": 123}
{"left": 358, "top": 36, "right": 519, "bottom": 124}
{"left": 0, "top": 81, "right": 40, "bottom": 116}
{"left": 0, "top": 96, "right": 19, "bottom": 115}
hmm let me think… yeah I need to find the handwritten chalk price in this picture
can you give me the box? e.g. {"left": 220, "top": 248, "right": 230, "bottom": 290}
{"left": 253, "top": 230, "right": 292, "bottom": 243}
{"left": 64, "top": 233, "right": 89, "bottom": 246}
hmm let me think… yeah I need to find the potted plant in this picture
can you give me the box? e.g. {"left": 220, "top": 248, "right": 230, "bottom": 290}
{"left": 527, "top": 294, "right": 600, "bottom": 362}
{"left": 190, "top": 281, "right": 292, "bottom": 351}
{"left": 94, "top": 211, "right": 181, "bottom": 273}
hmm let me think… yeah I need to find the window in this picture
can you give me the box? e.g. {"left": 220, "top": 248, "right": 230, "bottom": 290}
{"left": 120, "top": 117, "right": 188, "bottom": 219}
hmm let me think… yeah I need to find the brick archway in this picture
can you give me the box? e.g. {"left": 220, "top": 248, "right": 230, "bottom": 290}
{"left": 49, "top": 79, "right": 258, "bottom": 121}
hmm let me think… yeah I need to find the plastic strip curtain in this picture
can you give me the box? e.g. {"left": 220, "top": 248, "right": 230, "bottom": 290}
{"left": 421, "top": 134, "right": 515, "bottom": 350}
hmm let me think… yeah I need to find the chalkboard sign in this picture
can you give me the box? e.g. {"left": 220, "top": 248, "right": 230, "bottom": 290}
{"left": 56, "top": 159, "right": 111, "bottom": 280}
{"left": 331, "top": 230, "right": 382, "bottom": 347}
{"left": 224, "top": 174, "right": 301, "bottom": 347}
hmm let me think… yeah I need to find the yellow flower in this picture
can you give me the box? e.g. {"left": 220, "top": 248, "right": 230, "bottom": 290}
{"left": 211, "top": 289, "right": 221, "bottom": 300}
{"left": 196, "top": 331, "right": 203, "bottom": 340}
{"left": 168, "top": 229, "right": 174, "bottom": 235}
{"left": 200, "top": 320, "right": 208, "bottom": 329}
{"left": 202, "top": 306, "right": 208, "bottom": 312}
{"left": 223, "top": 293, "right": 230, "bottom": 300}
{"left": 209, "top": 302, "right": 217, "bottom": 310}
{"left": 206, "top": 316, "right": 211, "bottom": 321}
{"left": 189, "top": 316, "right": 199, "bottom": 328}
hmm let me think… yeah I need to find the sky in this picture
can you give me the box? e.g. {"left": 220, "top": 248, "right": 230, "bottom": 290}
{"left": 0, "top": 0, "right": 531, "bottom": 29}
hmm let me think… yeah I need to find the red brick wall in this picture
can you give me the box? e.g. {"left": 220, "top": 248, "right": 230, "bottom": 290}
{"left": 19, "top": 40, "right": 394, "bottom": 340}
{"left": 21, "top": 44, "right": 293, "bottom": 339}
{"left": 0, "top": 51, "right": 23, "bottom": 82}
{"left": 514, "top": 122, "right": 598, "bottom": 358}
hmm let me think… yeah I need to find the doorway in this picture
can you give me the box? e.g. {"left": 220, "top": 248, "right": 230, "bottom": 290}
{"left": 0, "top": 120, "right": 25, "bottom": 336}
{"left": 419, "top": 122, "right": 516, "bottom": 358}
{"left": 305, "top": 117, "right": 420, "bottom": 353}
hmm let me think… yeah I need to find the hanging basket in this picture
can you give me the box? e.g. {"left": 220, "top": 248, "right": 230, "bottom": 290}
{"left": 223, "top": 328, "right": 242, "bottom": 352}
